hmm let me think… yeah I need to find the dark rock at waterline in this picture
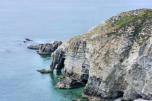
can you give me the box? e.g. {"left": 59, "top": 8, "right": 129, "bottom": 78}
{"left": 28, "top": 41, "right": 62, "bottom": 55}
{"left": 57, "top": 76, "right": 85, "bottom": 89}
{"left": 37, "top": 69, "right": 51, "bottom": 73}
{"left": 72, "top": 99, "right": 81, "bottom": 101}
{"left": 24, "top": 38, "right": 33, "bottom": 43}
{"left": 27, "top": 44, "right": 41, "bottom": 50}
{"left": 50, "top": 48, "right": 65, "bottom": 72}
{"left": 25, "top": 38, "right": 33, "bottom": 41}
{"left": 37, "top": 41, "right": 62, "bottom": 55}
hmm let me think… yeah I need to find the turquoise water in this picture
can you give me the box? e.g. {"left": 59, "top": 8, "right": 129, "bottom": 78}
{"left": 0, "top": 0, "right": 152, "bottom": 101}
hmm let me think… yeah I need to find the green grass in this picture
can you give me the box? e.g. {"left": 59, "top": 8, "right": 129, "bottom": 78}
{"left": 111, "top": 9, "right": 152, "bottom": 27}
{"left": 67, "top": 9, "right": 152, "bottom": 43}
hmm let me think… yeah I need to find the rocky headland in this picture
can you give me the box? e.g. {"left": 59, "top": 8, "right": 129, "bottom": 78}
{"left": 28, "top": 40, "right": 62, "bottom": 55}
{"left": 27, "top": 40, "right": 62, "bottom": 73}
{"left": 50, "top": 9, "right": 152, "bottom": 101}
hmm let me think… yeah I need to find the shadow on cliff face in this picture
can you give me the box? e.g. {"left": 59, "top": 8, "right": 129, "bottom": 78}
{"left": 50, "top": 48, "right": 65, "bottom": 72}
{"left": 80, "top": 64, "right": 90, "bottom": 84}
{"left": 49, "top": 39, "right": 90, "bottom": 90}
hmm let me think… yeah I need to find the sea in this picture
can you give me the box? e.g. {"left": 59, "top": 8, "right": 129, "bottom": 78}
{"left": 0, "top": 0, "right": 152, "bottom": 101}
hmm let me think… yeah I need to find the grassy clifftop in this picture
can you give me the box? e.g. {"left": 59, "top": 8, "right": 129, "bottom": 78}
{"left": 68, "top": 9, "right": 152, "bottom": 43}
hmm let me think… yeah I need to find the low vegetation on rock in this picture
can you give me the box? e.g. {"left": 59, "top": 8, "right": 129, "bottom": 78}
{"left": 50, "top": 9, "right": 152, "bottom": 101}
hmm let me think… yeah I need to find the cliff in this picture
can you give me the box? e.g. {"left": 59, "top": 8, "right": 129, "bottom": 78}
{"left": 50, "top": 9, "right": 152, "bottom": 100}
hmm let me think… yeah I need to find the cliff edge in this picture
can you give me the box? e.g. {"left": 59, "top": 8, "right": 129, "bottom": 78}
{"left": 50, "top": 9, "right": 152, "bottom": 100}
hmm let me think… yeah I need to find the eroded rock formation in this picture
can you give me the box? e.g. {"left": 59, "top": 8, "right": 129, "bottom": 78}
{"left": 28, "top": 41, "right": 62, "bottom": 55}
{"left": 51, "top": 9, "right": 152, "bottom": 100}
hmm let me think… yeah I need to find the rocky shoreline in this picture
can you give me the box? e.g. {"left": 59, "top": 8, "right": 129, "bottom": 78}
{"left": 28, "top": 9, "right": 152, "bottom": 101}
{"left": 49, "top": 9, "right": 152, "bottom": 101}
{"left": 27, "top": 40, "right": 62, "bottom": 73}
{"left": 28, "top": 40, "right": 62, "bottom": 55}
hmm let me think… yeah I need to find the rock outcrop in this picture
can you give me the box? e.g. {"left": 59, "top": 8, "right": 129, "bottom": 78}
{"left": 50, "top": 47, "right": 65, "bottom": 72}
{"left": 57, "top": 76, "right": 85, "bottom": 89}
{"left": 28, "top": 41, "right": 62, "bottom": 55}
{"left": 51, "top": 9, "right": 152, "bottom": 100}
{"left": 37, "top": 69, "right": 51, "bottom": 73}
{"left": 24, "top": 38, "right": 33, "bottom": 43}
{"left": 28, "top": 44, "right": 41, "bottom": 50}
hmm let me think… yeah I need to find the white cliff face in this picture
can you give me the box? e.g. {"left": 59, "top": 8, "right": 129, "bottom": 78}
{"left": 51, "top": 9, "right": 152, "bottom": 100}
{"left": 64, "top": 39, "right": 90, "bottom": 82}
{"left": 124, "top": 36, "right": 152, "bottom": 100}
{"left": 84, "top": 9, "right": 152, "bottom": 100}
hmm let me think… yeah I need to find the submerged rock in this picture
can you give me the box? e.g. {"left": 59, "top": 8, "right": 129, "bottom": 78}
{"left": 24, "top": 38, "right": 33, "bottom": 43}
{"left": 50, "top": 9, "right": 152, "bottom": 100}
{"left": 28, "top": 41, "right": 62, "bottom": 55}
{"left": 25, "top": 38, "right": 33, "bottom": 41}
{"left": 27, "top": 44, "right": 41, "bottom": 50}
{"left": 72, "top": 99, "right": 81, "bottom": 101}
{"left": 37, "top": 69, "right": 51, "bottom": 73}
